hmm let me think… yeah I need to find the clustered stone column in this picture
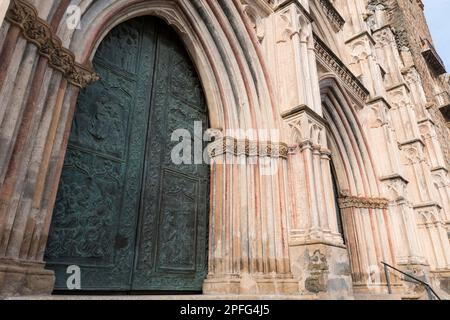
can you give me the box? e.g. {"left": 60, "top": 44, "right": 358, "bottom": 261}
{"left": 268, "top": 0, "right": 354, "bottom": 298}
{"left": 282, "top": 106, "right": 343, "bottom": 247}
{"left": 203, "top": 137, "right": 299, "bottom": 295}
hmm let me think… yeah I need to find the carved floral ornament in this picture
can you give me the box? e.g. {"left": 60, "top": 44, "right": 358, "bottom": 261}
{"left": 207, "top": 136, "right": 289, "bottom": 159}
{"left": 338, "top": 195, "right": 390, "bottom": 210}
{"left": 5, "top": 0, "right": 99, "bottom": 88}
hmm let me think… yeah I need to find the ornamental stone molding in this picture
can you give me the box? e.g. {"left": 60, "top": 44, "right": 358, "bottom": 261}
{"left": 338, "top": 196, "right": 390, "bottom": 209}
{"left": 318, "top": 0, "right": 345, "bottom": 31}
{"left": 5, "top": 0, "right": 99, "bottom": 88}
{"left": 314, "top": 35, "right": 369, "bottom": 102}
{"left": 208, "top": 136, "right": 289, "bottom": 159}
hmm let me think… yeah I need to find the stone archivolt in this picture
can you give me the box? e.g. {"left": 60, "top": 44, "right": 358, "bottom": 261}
{"left": 5, "top": 0, "right": 98, "bottom": 88}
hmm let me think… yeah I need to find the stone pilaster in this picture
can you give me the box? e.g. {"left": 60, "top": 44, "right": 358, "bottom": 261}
{"left": 367, "top": 9, "right": 450, "bottom": 275}
{"left": 431, "top": 169, "right": 450, "bottom": 230}
{"left": 0, "top": 0, "right": 9, "bottom": 27}
{"left": 282, "top": 105, "right": 343, "bottom": 246}
{"left": 346, "top": 32, "right": 386, "bottom": 98}
{"left": 272, "top": 0, "right": 322, "bottom": 115}
{"left": 399, "top": 139, "right": 450, "bottom": 271}
{"left": 357, "top": 67, "right": 427, "bottom": 269}
{"left": 381, "top": 175, "right": 426, "bottom": 266}
{"left": 415, "top": 203, "right": 450, "bottom": 271}
{"left": 282, "top": 105, "right": 353, "bottom": 298}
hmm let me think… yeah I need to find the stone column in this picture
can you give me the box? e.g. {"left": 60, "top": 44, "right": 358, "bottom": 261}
{"left": 268, "top": 1, "right": 353, "bottom": 298}
{"left": 282, "top": 105, "right": 353, "bottom": 299}
{"left": 203, "top": 137, "right": 298, "bottom": 295}
{"left": 337, "top": 196, "right": 402, "bottom": 295}
{"left": 0, "top": 0, "right": 97, "bottom": 297}
{"left": 0, "top": 0, "right": 9, "bottom": 27}
{"left": 403, "top": 66, "right": 450, "bottom": 231}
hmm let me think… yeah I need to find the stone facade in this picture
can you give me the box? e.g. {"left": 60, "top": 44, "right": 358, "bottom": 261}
{"left": 0, "top": 0, "right": 448, "bottom": 299}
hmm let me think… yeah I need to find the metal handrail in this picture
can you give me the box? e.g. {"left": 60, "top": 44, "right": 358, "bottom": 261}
{"left": 381, "top": 261, "right": 441, "bottom": 300}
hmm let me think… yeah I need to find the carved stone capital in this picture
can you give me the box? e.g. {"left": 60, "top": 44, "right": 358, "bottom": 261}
{"left": 338, "top": 196, "right": 389, "bottom": 210}
{"left": 373, "top": 26, "right": 396, "bottom": 49}
{"left": 281, "top": 105, "right": 327, "bottom": 147}
{"left": 207, "top": 136, "right": 289, "bottom": 159}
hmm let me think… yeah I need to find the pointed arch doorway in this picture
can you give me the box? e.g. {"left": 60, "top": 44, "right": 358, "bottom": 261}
{"left": 44, "top": 16, "right": 210, "bottom": 292}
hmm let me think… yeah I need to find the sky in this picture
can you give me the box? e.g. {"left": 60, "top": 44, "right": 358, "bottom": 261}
{"left": 423, "top": 0, "right": 450, "bottom": 71}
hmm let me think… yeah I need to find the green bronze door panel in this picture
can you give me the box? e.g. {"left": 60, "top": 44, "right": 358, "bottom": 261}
{"left": 45, "top": 18, "right": 158, "bottom": 290}
{"left": 45, "top": 17, "right": 209, "bottom": 292}
{"left": 132, "top": 23, "right": 210, "bottom": 291}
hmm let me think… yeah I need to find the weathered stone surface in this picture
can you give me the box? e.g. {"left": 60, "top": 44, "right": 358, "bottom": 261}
{"left": 290, "top": 244, "right": 353, "bottom": 299}
{"left": 0, "top": 262, "right": 54, "bottom": 297}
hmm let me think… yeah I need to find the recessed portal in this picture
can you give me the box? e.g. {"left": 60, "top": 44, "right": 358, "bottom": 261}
{"left": 44, "top": 16, "right": 210, "bottom": 292}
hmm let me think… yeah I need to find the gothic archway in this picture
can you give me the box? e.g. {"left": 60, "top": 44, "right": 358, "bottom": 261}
{"left": 44, "top": 16, "right": 212, "bottom": 292}
{"left": 320, "top": 76, "right": 399, "bottom": 294}
{"left": 32, "top": 0, "right": 295, "bottom": 295}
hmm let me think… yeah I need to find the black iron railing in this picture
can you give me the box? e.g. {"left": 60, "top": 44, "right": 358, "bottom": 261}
{"left": 381, "top": 261, "right": 441, "bottom": 300}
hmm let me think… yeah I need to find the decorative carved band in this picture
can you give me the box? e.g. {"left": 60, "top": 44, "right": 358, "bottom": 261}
{"left": 5, "top": 0, "right": 99, "bottom": 88}
{"left": 339, "top": 196, "right": 389, "bottom": 209}
{"left": 314, "top": 34, "right": 369, "bottom": 102}
{"left": 208, "top": 136, "right": 289, "bottom": 159}
{"left": 318, "top": 0, "right": 345, "bottom": 31}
